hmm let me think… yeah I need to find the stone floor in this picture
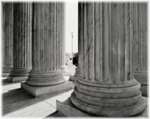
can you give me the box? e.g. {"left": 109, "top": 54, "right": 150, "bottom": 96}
{"left": 2, "top": 77, "right": 73, "bottom": 118}
{"left": 2, "top": 65, "right": 76, "bottom": 118}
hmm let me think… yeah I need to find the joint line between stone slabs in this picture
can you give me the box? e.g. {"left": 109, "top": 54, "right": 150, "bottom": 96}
{"left": 37, "top": 96, "right": 56, "bottom": 108}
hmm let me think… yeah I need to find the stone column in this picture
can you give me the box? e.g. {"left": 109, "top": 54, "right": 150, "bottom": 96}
{"left": 132, "top": 3, "right": 148, "bottom": 96}
{"left": 7, "top": 3, "right": 32, "bottom": 82}
{"left": 21, "top": 3, "right": 72, "bottom": 97}
{"left": 70, "top": 3, "right": 146, "bottom": 117}
{"left": 2, "top": 3, "right": 13, "bottom": 77}
{"left": 60, "top": 3, "right": 69, "bottom": 74}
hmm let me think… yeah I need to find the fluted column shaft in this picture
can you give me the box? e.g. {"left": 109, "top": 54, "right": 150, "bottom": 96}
{"left": 2, "top": 3, "right": 13, "bottom": 74}
{"left": 71, "top": 3, "right": 146, "bottom": 117}
{"left": 60, "top": 3, "right": 69, "bottom": 73}
{"left": 26, "top": 3, "right": 65, "bottom": 86}
{"left": 8, "top": 3, "right": 32, "bottom": 82}
{"left": 132, "top": 3, "right": 147, "bottom": 95}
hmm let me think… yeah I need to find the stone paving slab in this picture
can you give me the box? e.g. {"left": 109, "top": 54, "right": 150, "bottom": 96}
{"left": 2, "top": 81, "right": 74, "bottom": 118}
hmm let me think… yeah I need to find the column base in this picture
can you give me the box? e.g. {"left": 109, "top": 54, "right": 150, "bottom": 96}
{"left": 7, "top": 67, "right": 31, "bottom": 82}
{"left": 57, "top": 97, "right": 147, "bottom": 117}
{"left": 26, "top": 70, "right": 65, "bottom": 86}
{"left": 134, "top": 72, "right": 148, "bottom": 97}
{"left": 21, "top": 81, "right": 73, "bottom": 97}
{"left": 70, "top": 77, "right": 147, "bottom": 117}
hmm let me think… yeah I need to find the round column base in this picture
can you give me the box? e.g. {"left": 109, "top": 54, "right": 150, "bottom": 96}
{"left": 70, "top": 77, "right": 147, "bottom": 117}
{"left": 26, "top": 70, "right": 65, "bottom": 86}
{"left": 7, "top": 67, "right": 31, "bottom": 82}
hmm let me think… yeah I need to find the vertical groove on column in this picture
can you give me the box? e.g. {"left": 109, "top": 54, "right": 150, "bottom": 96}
{"left": 60, "top": 3, "right": 62, "bottom": 66}
{"left": 125, "top": 3, "right": 130, "bottom": 81}
{"left": 130, "top": 3, "right": 133, "bottom": 79}
{"left": 137, "top": 4, "right": 140, "bottom": 71}
{"left": 143, "top": 3, "right": 147, "bottom": 71}
{"left": 56, "top": 3, "right": 58, "bottom": 69}
{"left": 117, "top": 3, "right": 123, "bottom": 81}
{"left": 47, "top": 4, "right": 49, "bottom": 71}
{"left": 120, "top": 3, "right": 125, "bottom": 82}
{"left": 49, "top": 4, "right": 51, "bottom": 71}
{"left": 62, "top": 3, "right": 65, "bottom": 67}
{"left": 108, "top": 3, "right": 111, "bottom": 82}
{"left": 44, "top": 4, "right": 46, "bottom": 71}
{"left": 57, "top": 3, "right": 60, "bottom": 68}
{"left": 94, "top": 3, "right": 101, "bottom": 81}
{"left": 87, "top": 3, "right": 94, "bottom": 81}
{"left": 92, "top": 3, "right": 95, "bottom": 81}
{"left": 103, "top": 3, "right": 110, "bottom": 82}
{"left": 61, "top": 3, "right": 63, "bottom": 66}
{"left": 83, "top": 3, "right": 88, "bottom": 80}
{"left": 136, "top": 3, "right": 139, "bottom": 71}
{"left": 138, "top": 4, "right": 141, "bottom": 71}
{"left": 38, "top": 4, "right": 40, "bottom": 71}
{"left": 42, "top": 4, "right": 44, "bottom": 71}
{"left": 59, "top": 3, "right": 62, "bottom": 66}
{"left": 111, "top": 3, "right": 118, "bottom": 83}
{"left": 50, "top": 3, "right": 52, "bottom": 70}
{"left": 54, "top": 3, "right": 57, "bottom": 70}
{"left": 140, "top": 4, "right": 143, "bottom": 70}
{"left": 78, "top": 3, "right": 82, "bottom": 77}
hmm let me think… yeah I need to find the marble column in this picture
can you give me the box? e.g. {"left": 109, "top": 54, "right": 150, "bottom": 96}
{"left": 60, "top": 3, "right": 69, "bottom": 74}
{"left": 132, "top": 3, "right": 148, "bottom": 96}
{"left": 70, "top": 3, "right": 146, "bottom": 117}
{"left": 7, "top": 3, "right": 32, "bottom": 82}
{"left": 2, "top": 3, "right": 13, "bottom": 77}
{"left": 22, "top": 3, "right": 72, "bottom": 97}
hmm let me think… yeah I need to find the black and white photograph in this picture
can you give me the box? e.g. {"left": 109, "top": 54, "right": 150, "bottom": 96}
{"left": 1, "top": 1, "right": 148, "bottom": 118}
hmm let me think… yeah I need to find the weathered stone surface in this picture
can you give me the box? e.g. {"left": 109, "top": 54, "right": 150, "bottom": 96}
{"left": 70, "top": 3, "right": 147, "bottom": 117}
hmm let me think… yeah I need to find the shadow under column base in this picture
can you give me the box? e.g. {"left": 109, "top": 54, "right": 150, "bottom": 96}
{"left": 21, "top": 81, "right": 73, "bottom": 97}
